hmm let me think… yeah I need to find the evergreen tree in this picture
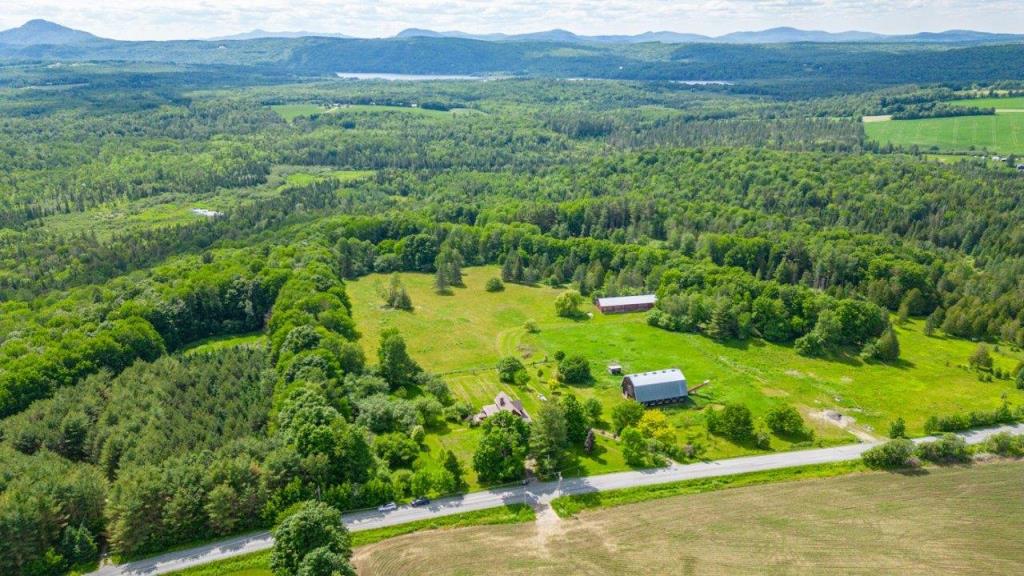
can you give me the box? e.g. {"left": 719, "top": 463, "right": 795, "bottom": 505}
{"left": 583, "top": 428, "right": 596, "bottom": 455}
{"left": 529, "top": 403, "right": 568, "bottom": 479}
{"left": 561, "top": 394, "right": 588, "bottom": 445}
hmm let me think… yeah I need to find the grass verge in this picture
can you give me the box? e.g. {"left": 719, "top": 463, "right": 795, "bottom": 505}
{"left": 165, "top": 504, "right": 535, "bottom": 576}
{"left": 550, "top": 460, "right": 866, "bottom": 517}
{"left": 352, "top": 503, "right": 535, "bottom": 547}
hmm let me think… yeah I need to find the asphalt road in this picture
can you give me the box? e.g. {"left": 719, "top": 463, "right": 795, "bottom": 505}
{"left": 90, "top": 422, "right": 1024, "bottom": 576}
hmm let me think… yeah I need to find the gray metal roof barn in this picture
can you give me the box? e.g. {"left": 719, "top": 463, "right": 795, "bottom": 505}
{"left": 621, "top": 368, "right": 688, "bottom": 406}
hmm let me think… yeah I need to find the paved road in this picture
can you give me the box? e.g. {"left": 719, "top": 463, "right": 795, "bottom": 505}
{"left": 91, "top": 423, "right": 1024, "bottom": 576}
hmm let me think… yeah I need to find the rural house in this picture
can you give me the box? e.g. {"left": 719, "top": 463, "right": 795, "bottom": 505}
{"left": 621, "top": 369, "right": 688, "bottom": 406}
{"left": 473, "top": 391, "right": 531, "bottom": 424}
{"left": 596, "top": 294, "right": 657, "bottom": 314}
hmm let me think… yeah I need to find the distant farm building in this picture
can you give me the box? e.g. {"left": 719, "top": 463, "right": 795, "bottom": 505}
{"left": 607, "top": 363, "right": 623, "bottom": 375}
{"left": 596, "top": 294, "right": 657, "bottom": 314}
{"left": 622, "top": 369, "right": 688, "bottom": 406}
{"left": 473, "top": 392, "right": 531, "bottom": 424}
{"left": 191, "top": 208, "right": 224, "bottom": 218}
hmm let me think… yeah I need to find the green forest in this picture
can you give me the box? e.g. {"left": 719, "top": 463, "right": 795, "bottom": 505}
{"left": 1, "top": 34, "right": 1024, "bottom": 576}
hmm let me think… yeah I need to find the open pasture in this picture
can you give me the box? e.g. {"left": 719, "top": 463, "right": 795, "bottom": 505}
{"left": 346, "top": 267, "right": 1024, "bottom": 466}
{"left": 865, "top": 112, "right": 1024, "bottom": 155}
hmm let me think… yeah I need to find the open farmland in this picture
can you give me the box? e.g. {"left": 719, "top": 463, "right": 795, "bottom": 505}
{"left": 353, "top": 461, "right": 1024, "bottom": 576}
{"left": 948, "top": 96, "right": 1024, "bottom": 110}
{"left": 864, "top": 112, "right": 1024, "bottom": 155}
{"left": 347, "top": 266, "right": 1024, "bottom": 468}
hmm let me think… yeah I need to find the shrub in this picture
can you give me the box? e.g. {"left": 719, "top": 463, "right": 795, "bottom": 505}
{"left": 443, "top": 401, "right": 474, "bottom": 423}
{"left": 862, "top": 439, "right": 916, "bottom": 469}
{"left": 557, "top": 354, "right": 591, "bottom": 384}
{"left": 706, "top": 404, "right": 755, "bottom": 441}
{"left": 981, "top": 432, "right": 1024, "bottom": 457}
{"left": 496, "top": 356, "right": 526, "bottom": 384}
{"left": 888, "top": 417, "right": 907, "bottom": 439}
{"left": 924, "top": 403, "right": 1018, "bottom": 434}
{"left": 523, "top": 319, "right": 540, "bottom": 333}
{"left": 916, "top": 433, "right": 970, "bottom": 464}
{"left": 485, "top": 277, "right": 505, "bottom": 292}
{"left": 611, "top": 401, "right": 645, "bottom": 434}
{"left": 764, "top": 405, "right": 806, "bottom": 436}
{"left": 968, "top": 344, "right": 993, "bottom": 371}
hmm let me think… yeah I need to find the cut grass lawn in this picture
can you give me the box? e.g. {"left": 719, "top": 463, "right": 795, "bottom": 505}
{"left": 353, "top": 461, "right": 1024, "bottom": 575}
{"left": 865, "top": 112, "right": 1024, "bottom": 155}
{"left": 163, "top": 505, "right": 535, "bottom": 576}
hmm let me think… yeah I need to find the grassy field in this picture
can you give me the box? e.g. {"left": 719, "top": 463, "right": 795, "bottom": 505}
{"left": 182, "top": 332, "right": 265, "bottom": 355}
{"left": 864, "top": 112, "right": 1024, "bottom": 155}
{"left": 38, "top": 165, "right": 372, "bottom": 239}
{"left": 948, "top": 96, "right": 1024, "bottom": 110}
{"left": 353, "top": 461, "right": 1024, "bottom": 575}
{"left": 347, "top": 266, "right": 1024, "bottom": 469}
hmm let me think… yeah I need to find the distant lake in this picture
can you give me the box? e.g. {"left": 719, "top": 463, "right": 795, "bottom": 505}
{"left": 336, "top": 72, "right": 488, "bottom": 81}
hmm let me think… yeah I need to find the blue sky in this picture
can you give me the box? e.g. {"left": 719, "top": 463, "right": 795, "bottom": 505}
{"left": 4, "top": 0, "right": 1023, "bottom": 40}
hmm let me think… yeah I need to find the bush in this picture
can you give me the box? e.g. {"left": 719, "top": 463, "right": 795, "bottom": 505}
{"left": 485, "top": 277, "right": 505, "bottom": 292}
{"left": 924, "top": 403, "right": 1018, "bottom": 434}
{"left": 969, "top": 344, "right": 993, "bottom": 371}
{"left": 764, "top": 405, "right": 806, "bottom": 436}
{"left": 862, "top": 439, "right": 916, "bottom": 469}
{"left": 443, "top": 401, "right": 474, "bottom": 423}
{"left": 916, "top": 433, "right": 970, "bottom": 464}
{"left": 888, "top": 417, "right": 907, "bottom": 439}
{"left": 611, "top": 401, "right": 645, "bottom": 434}
{"left": 557, "top": 355, "right": 591, "bottom": 384}
{"left": 496, "top": 356, "right": 526, "bottom": 384}
{"left": 981, "top": 432, "right": 1024, "bottom": 457}
{"left": 706, "top": 404, "right": 754, "bottom": 441}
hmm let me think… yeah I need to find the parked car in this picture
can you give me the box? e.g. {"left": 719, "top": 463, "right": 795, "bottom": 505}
{"left": 377, "top": 502, "right": 397, "bottom": 512}
{"left": 411, "top": 496, "right": 430, "bottom": 507}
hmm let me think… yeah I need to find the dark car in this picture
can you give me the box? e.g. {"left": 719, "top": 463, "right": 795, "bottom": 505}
{"left": 411, "top": 496, "right": 430, "bottom": 507}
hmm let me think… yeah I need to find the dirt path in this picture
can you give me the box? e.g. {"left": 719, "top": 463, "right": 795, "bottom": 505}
{"left": 810, "top": 409, "right": 879, "bottom": 442}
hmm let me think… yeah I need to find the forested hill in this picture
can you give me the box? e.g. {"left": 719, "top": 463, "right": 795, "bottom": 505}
{"left": 3, "top": 36, "right": 1024, "bottom": 92}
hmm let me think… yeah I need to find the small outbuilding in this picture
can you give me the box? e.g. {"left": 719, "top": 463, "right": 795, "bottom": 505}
{"left": 607, "top": 363, "right": 623, "bottom": 375}
{"left": 596, "top": 294, "right": 657, "bottom": 314}
{"left": 622, "top": 368, "right": 688, "bottom": 406}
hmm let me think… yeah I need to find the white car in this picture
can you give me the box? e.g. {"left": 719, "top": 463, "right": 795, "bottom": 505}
{"left": 377, "top": 502, "right": 397, "bottom": 512}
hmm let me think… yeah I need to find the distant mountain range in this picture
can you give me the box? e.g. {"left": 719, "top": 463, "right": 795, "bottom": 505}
{"left": 2, "top": 19, "right": 1023, "bottom": 47}
{"left": 393, "top": 26, "right": 1024, "bottom": 45}
{"left": 207, "top": 29, "right": 353, "bottom": 41}
{"left": 0, "top": 19, "right": 103, "bottom": 45}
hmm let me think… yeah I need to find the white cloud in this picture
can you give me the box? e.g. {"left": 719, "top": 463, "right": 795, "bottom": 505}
{"left": 1, "top": 0, "right": 1022, "bottom": 40}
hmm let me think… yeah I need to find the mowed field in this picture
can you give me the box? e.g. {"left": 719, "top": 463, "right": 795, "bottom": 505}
{"left": 346, "top": 266, "right": 1024, "bottom": 467}
{"left": 352, "top": 461, "right": 1024, "bottom": 575}
{"left": 864, "top": 112, "right": 1024, "bottom": 155}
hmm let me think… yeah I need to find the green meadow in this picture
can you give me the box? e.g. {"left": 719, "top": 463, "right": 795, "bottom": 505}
{"left": 347, "top": 266, "right": 1024, "bottom": 474}
{"left": 865, "top": 112, "right": 1024, "bottom": 155}
{"left": 948, "top": 96, "right": 1024, "bottom": 110}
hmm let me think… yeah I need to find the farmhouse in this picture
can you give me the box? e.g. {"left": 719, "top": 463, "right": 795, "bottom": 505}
{"left": 622, "top": 369, "right": 688, "bottom": 406}
{"left": 596, "top": 294, "right": 657, "bottom": 314}
{"left": 473, "top": 391, "right": 531, "bottom": 424}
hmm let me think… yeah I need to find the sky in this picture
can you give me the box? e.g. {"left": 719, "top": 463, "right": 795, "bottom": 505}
{"left": 3, "top": 0, "right": 1023, "bottom": 41}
